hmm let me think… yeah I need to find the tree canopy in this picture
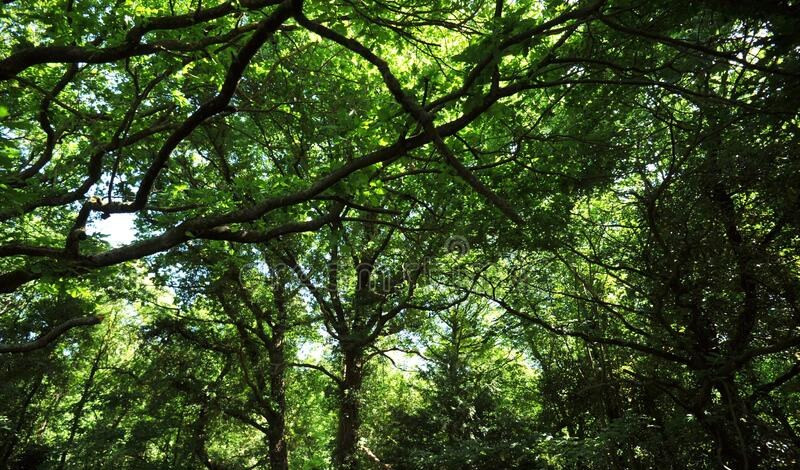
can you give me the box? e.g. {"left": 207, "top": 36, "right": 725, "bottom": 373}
{"left": 1, "top": 0, "right": 799, "bottom": 468}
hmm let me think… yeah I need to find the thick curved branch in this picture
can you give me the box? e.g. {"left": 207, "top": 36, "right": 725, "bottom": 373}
{"left": 0, "top": 75, "right": 527, "bottom": 293}
{"left": 750, "top": 362, "right": 800, "bottom": 402}
{"left": 0, "top": 315, "right": 102, "bottom": 353}
{"left": 196, "top": 202, "right": 344, "bottom": 243}
{"left": 0, "top": 120, "right": 174, "bottom": 222}
{"left": 0, "top": 0, "right": 284, "bottom": 80}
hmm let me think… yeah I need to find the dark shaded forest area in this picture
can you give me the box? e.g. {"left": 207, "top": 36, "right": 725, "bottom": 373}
{"left": 1, "top": 0, "right": 799, "bottom": 468}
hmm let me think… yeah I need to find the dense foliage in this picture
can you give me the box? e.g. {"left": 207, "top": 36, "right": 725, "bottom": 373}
{"left": 1, "top": 0, "right": 799, "bottom": 468}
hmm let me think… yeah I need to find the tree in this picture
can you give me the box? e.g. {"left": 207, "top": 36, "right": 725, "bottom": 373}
{"left": 280, "top": 211, "right": 435, "bottom": 468}
{"left": 377, "top": 301, "right": 540, "bottom": 469}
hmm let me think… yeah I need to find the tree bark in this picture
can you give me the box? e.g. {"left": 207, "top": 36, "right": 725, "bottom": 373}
{"left": 267, "top": 334, "right": 288, "bottom": 470}
{"left": 692, "top": 376, "right": 760, "bottom": 470}
{"left": 334, "top": 345, "right": 365, "bottom": 470}
{"left": 57, "top": 338, "right": 105, "bottom": 470}
{"left": 0, "top": 373, "right": 44, "bottom": 468}
{"left": 715, "top": 378, "right": 760, "bottom": 470}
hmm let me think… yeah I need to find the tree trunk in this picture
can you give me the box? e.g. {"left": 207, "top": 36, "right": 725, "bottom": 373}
{"left": 0, "top": 373, "right": 44, "bottom": 468}
{"left": 715, "top": 379, "right": 760, "bottom": 470}
{"left": 334, "top": 346, "right": 364, "bottom": 470}
{"left": 267, "top": 334, "right": 288, "bottom": 470}
{"left": 694, "top": 377, "right": 760, "bottom": 470}
{"left": 58, "top": 340, "right": 105, "bottom": 470}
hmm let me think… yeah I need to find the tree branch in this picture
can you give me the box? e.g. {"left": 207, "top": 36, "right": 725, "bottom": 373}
{"left": 0, "top": 315, "right": 103, "bottom": 353}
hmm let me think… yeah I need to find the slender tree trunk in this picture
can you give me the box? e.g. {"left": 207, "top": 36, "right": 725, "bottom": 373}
{"left": 58, "top": 339, "right": 105, "bottom": 470}
{"left": 0, "top": 373, "right": 44, "bottom": 468}
{"left": 693, "top": 377, "right": 759, "bottom": 470}
{"left": 193, "top": 404, "right": 222, "bottom": 470}
{"left": 266, "top": 270, "right": 290, "bottom": 470}
{"left": 267, "top": 331, "right": 288, "bottom": 470}
{"left": 334, "top": 345, "right": 364, "bottom": 470}
{"left": 715, "top": 378, "right": 759, "bottom": 470}
{"left": 34, "top": 389, "right": 65, "bottom": 440}
{"left": 707, "top": 418, "right": 752, "bottom": 470}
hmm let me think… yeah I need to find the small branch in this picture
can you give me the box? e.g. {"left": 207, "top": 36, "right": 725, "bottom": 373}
{"left": 289, "top": 362, "right": 343, "bottom": 385}
{"left": 751, "top": 362, "right": 800, "bottom": 402}
{"left": 359, "top": 443, "right": 392, "bottom": 469}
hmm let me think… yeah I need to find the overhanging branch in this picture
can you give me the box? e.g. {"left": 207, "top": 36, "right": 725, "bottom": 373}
{"left": 0, "top": 315, "right": 103, "bottom": 353}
